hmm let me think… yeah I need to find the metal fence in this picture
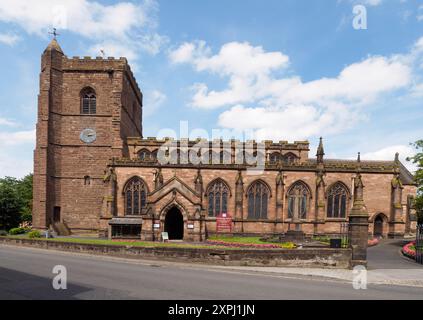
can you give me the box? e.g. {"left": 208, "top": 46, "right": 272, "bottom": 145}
{"left": 416, "top": 224, "right": 423, "bottom": 265}
{"left": 340, "top": 222, "right": 349, "bottom": 249}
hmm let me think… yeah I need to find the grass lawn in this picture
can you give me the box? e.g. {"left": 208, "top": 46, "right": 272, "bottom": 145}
{"left": 2, "top": 235, "right": 295, "bottom": 249}
{"left": 208, "top": 235, "right": 296, "bottom": 248}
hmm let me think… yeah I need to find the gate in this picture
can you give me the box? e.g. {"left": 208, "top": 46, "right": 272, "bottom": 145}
{"left": 416, "top": 224, "right": 423, "bottom": 264}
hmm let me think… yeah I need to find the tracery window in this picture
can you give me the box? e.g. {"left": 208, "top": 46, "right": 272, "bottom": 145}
{"left": 283, "top": 153, "right": 298, "bottom": 165}
{"left": 287, "top": 181, "right": 310, "bottom": 219}
{"left": 81, "top": 87, "right": 96, "bottom": 114}
{"left": 124, "top": 177, "right": 147, "bottom": 215}
{"left": 247, "top": 181, "right": 269, "bottom": 219}
{"left": 207, "top": 179, "right": 229, "bottom": 217}
{"left": 138, "top": 149, "right": 150, "bottom": 161}
{"left": 269, "top": 152, "right": 282, "bottom": 164}
{"left": 327, "top": 182, "right": 349, "bottom": 218}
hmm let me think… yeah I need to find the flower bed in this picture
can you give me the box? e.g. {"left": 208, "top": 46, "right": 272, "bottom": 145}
{"left": 368, "top": 238, "right": 379, "bottom": 247}
{"left": 206, "top": 239, "right": 295, "bottom": 249}
{"left": 402, "top": 241, "right": 416, "bottom": 259}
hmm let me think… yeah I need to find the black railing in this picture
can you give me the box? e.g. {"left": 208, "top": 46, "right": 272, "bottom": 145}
{"left": 416, "top": 224, "right": 423, "bottom": 265}
{"left": 340, "top": 222, "right": 349, "bottom": 249}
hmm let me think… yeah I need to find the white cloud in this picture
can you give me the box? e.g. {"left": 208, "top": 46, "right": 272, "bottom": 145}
{"left": 360, "top": 144, "right": 417, "bottom": 172}
{"left": 411, "top": 83, "right": 423, "bottom": 97}
{"left": 0, "top": 153, "right": 33, "bottom": 178}
{"left": 170, "top": 42, "right": 411, "bottom": 110}
{"left": 364, "top": 0, "right": 383, "bottom": 6}
{"left": 0, "top": 33, "right": 20, "bottom": 46}
{"left": 0, "top": 118, "right": 18, "bottom": 127}
{"left": 346, "top": 0, "right": 383, "bottom": 6}
{"left": 169, "top": 38, "right": 421, "bottom": 141}
{"left": 144, "top": 90, "right": 167, "bottom": 117}
{"left": 0, "top": 129, "right": 35, "bottom": 146}
{"left": 0, "top": 129, "right": 35, "bottom": 178}
{"left": 0, "top": 0, "right": 166, "bottom": 60}
{"left": 0, "top": 0, "right": 147, "bottom": 38}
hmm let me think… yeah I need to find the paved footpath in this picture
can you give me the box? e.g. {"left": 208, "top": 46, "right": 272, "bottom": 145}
{"left": 215, "top": 239, "right": 423, "bottom": 288}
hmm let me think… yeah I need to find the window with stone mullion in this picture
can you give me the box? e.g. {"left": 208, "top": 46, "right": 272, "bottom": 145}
{"left": 207, "top": 181, "right": 229, "bottom": 217}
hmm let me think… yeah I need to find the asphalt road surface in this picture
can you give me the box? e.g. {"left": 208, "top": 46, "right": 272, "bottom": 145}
{"left": 1, "top": 244, "right": 423, "bottom": 300}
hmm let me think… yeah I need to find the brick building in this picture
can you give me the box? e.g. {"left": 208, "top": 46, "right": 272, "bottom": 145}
{"left": 33, "top": 40, "right": 417, "bottom": 241}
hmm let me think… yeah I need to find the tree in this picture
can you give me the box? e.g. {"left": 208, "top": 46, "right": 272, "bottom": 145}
{"left": 407, "top": 140, "right": 423, "bottom": 224}
{"left": 0, "top": 174, "right": 33, "bottom": 231}
{"left": 0, "top": 180, "right": 23, "bottom": 231}
{"left": 16, "top": 174, "right": 33, "bottom": 222}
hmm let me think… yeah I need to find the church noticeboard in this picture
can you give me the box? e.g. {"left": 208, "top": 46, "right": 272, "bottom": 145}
{"left": 216, "top": 213, "right": 233, "bottom": 233}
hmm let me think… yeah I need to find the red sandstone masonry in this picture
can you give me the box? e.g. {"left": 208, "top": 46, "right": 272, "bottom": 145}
{"left": 32, "top": 42, "right": 143, "bottom": 232}
{"left": 0, "top": 237, "right": 352, "bottom": 269}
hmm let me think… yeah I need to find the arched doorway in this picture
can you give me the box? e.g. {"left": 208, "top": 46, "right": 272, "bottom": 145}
{"left": 164, "top": 207, "right": 184, "bottom": 240}
{"left": 374, "top": 214, "right": 385, "bottom": 238}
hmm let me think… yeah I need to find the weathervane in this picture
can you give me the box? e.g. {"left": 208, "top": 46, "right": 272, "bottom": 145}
{"left": 49, "top": 28, "right": 60, "bottom": 39}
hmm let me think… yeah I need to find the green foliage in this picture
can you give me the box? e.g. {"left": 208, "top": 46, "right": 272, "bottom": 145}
{"left": 0, "top": 230, "right": 7, "bottom": 236}
{"left": 28, "top": 230, "right": 42, "bottom": 239}
{"left": 8, "top": 227, "right": 27, "bottom": 235}
{"left": 407, "top": 140, "right": 423, "bottom": 224}
{"left": 0, "top": 174, "right": 33, "bottom": 230}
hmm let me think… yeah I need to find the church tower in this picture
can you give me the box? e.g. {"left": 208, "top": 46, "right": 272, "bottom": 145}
{"left": 32, "top": 39, "right": 143, "bottom": 234}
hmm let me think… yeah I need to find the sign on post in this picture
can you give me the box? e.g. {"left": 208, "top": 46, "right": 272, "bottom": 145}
{"left": 216, "top": 213, "right": 233, "bottom": 233}
{"left": 161, "top": 232, "right": 169, "bottom": 242}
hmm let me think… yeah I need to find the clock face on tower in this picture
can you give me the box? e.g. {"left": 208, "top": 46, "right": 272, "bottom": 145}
{"left": 80, "top": 128, "right": 97, "bottom": 144}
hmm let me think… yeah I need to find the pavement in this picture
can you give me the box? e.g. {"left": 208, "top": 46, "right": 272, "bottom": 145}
{"left": 0, "top": 239, "right": 423, "bottom": 299}
{"left": 213, "top": 239, "right": 423, "bottom": 288}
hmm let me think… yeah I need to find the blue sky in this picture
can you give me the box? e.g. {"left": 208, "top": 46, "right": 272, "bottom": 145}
{"left": 0, "top": 0, "right": 422, "bottom": 177}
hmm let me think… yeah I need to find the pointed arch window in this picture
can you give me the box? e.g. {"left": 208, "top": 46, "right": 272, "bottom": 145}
{"left": 327, "top": 182, "right": 349, "bottom": 218}
{"left": 138, "top": 149, "right": 151, "bottom": 161}
{"left": 269, "top": 152, "right": 282, "bottom": 164}
{"left": 124, "top": 177, "right": 147, "bottom": 216}
{"left": 283, "top": 153, "right": 298, "bottom": 165}
{"left": 81, "top": 87, "right": 96, "bottom": 114}
{"left": 287, "top": 182, "right": 310, "bottom": 219}
{"left": 207, "top": 180, "right": 229, "bottom": 217}
{"left": 247, "top": 181, "right": 270, "bottom": 219}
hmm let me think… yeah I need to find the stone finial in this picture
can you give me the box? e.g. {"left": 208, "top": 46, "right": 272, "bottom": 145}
{"left": 316, "top": 137, "right": 325, "bottom": 164}
{"left": 357, "top": 152, "right": 361, "bottom": 163}
{"left": 45, "top": 38, "right": 64, "bottom": 54}
{"left": 395, "top": 152, "right": 400, "bottom": 163}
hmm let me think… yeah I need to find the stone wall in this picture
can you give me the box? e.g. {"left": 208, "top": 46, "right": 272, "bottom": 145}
{"left": 0, "top": 238, "right": 352, "bottom": 269}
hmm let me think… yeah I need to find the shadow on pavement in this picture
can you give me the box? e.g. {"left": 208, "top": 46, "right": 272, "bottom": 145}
{"left": 0, "top": 267, "right": 91, "bottom": 300}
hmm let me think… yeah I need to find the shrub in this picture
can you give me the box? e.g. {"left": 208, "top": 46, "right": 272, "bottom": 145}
{"left": 28, "top": 230, "right": 42, "bottom": 239}
{"left": 0, "top": 230, "right": 8, "bottom": 236}
{"left": 8, "top": 227, "right": 26, "bottom": 235}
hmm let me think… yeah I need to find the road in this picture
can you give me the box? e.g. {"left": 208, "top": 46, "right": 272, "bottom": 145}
{"left": 0, "top": 244, "right": 422, "bottom": 300}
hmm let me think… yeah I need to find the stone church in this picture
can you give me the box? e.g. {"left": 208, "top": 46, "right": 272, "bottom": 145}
{"left": 32, "top": 39, "right": 417, "bottom": 241}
